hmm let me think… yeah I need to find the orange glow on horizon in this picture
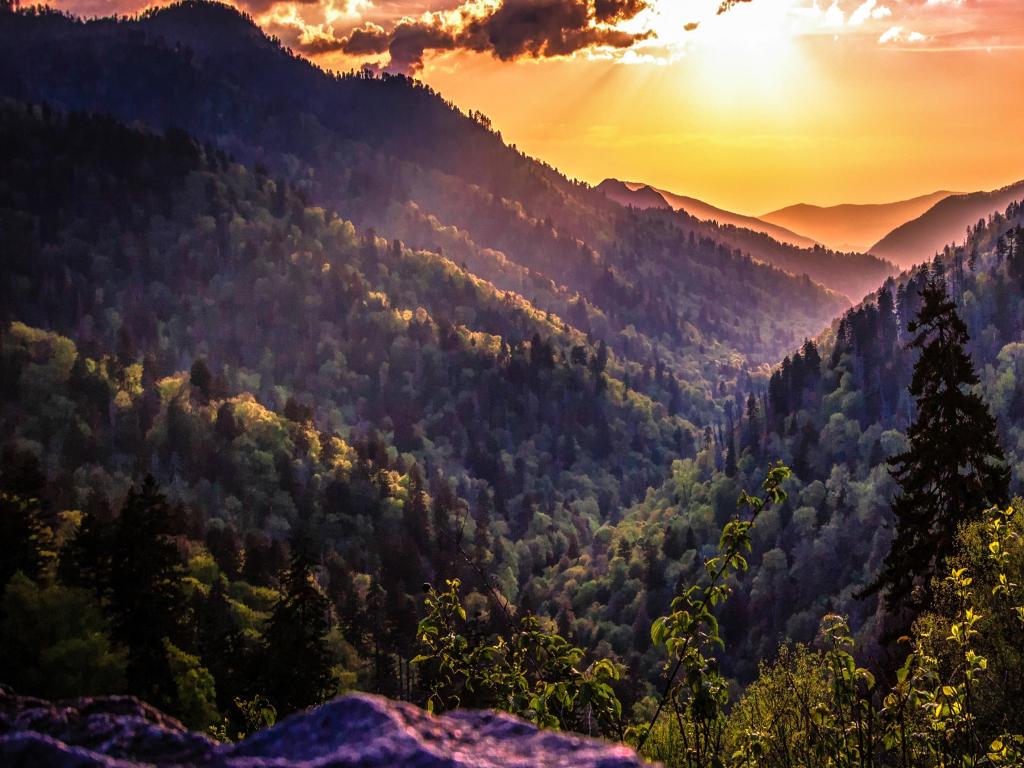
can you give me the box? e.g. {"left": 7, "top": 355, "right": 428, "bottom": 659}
{"left": 415, "top": 34, "right": 1024, "bottom": 214}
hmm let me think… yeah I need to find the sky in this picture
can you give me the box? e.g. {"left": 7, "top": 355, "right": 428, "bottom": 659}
{"left": 50, "top": 0, "right": 1024, "bottom": 213}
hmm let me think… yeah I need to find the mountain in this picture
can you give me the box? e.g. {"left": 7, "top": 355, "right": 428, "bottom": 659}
{"left": 598, "top": 178, "right": 818, "bottom": 248}
{"left": 869, "top": 180, "right": 1024, "bottom": 268}
{"left": 761, "top": 190, "right": 953, "bottom": 253}
{"left": 0, "top": 2, "right": 846, "bottom": 375}
{"left": 597, "top": 179, "right": 897, "bottom": 302}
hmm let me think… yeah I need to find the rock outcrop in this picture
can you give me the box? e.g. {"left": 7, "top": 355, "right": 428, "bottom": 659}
{"left": 0, "top": 689, "right": 654, "bottom": 767}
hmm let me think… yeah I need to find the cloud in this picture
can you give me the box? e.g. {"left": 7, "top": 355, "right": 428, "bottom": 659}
{"left": 849, "top": 0, "right": 891, "bottom": 26}
{"left": 878, "top": 24, "right": 928, "bottom": 44}
{"left": 339, "top": 0, "right": 654, "bottom": 73}
{"left": 592, "top": 0, "right": 646, "bottom": 23}
{"left": 341, "top": 22, "right": 391, "bottom": 53}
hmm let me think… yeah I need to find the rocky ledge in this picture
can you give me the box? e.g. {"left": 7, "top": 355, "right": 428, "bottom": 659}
{"left": 0, "top": 689, "right": 654, "bottom": 767}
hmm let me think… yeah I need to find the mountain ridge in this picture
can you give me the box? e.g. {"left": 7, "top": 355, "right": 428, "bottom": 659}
{"left": 599, "top": 177, "right": 819, "bottom": 248}
{"left": 597, "top": 177, "right": 897, "bottom": 302}
{"left": 869, "top": 179, "right": 1024, "bottom": 268}
{"left": 761, "top": 190, "right": 953, "bottom": 253}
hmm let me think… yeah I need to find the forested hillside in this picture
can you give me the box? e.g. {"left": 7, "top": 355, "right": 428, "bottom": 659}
{"left": 0, "top": 1, "right": 850, "bottom": 377}
{"left": 555, "top": 199, "right": 1024, "bottom": 690}
{"left": 0, "top": 98, "right": 718, "bottom": 722}
{"left": 4, "top": 1, "right": 1024, "bottom": 765}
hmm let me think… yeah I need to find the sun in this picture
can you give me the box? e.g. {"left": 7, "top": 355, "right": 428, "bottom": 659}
{"left": 630, "top": 0, "right": 809, "bottom": 110}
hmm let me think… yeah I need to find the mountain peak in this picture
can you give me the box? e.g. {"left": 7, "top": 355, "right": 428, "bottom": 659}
{"left": 135, "top": 0, "right": 278, "bottom": 55}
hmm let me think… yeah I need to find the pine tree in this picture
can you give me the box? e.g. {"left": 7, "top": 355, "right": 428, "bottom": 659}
{"left": 865, "top": 279, "right": 1009, "bottom": 608}
{"left": 195, "top": 578, "right": 248, "bottom": 713}
{"left": 58, "top": 490, "right": 114, "bottom": 597}
{"left": 262, "top": 531, "right": 333, "bottom": 715}
{"left": 0, "top": 492, "right": 47, "bottom": 591}
{"left": 108, "top": 476, "right": 187, "bottom": 706}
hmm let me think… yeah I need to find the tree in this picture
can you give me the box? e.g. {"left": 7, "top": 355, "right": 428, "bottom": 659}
{"left": 108, "top": 476, "right": 187, "bottom": 707}
{"left": 262, "top": 531, "right": 333, "bottom": 715}
{"left": 1007, "top": 226, "right": 1024, "bottom": 287}
{"left": 190, "top": 358, "right": 212, "bottom": 402}
{"left": 194, "top": 578, "right": 248, "bottom": 714}
{"left": 865, "top": 279, "right": 1009, "bottom": 609}
{"left": 58, "top": 490, "right": 114, "bottom": 597}
{"left": 0, "top": 492, "right": 47, "bottom": 592}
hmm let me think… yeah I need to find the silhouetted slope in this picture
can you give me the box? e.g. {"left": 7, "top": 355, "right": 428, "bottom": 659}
{"left": 869, "top": 181, "right": 1024, "bottom": 268}
{"left": 596, "top": 179, "right": 671, "bottom": 211}
{"left": 600, "top": 178, "right": 817, "bottom": 248}
{"left": 762, "top": 190, "right": 952, "bottom": 253}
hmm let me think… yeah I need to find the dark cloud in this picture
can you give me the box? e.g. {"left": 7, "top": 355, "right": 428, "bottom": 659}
{"left": 340, "top": 23, "right": 391, "bottom": 55}
{"left": 592, "top": 0, "right": 645, "bottom": 24}
{"left": 342, "top": 0, "right": 652, "bottom": 74}
{"left": 385, "top": 20, "right": 457, "bottom": 72}
{"left": 234, "top": 0, "right": 321, "bottom": 16}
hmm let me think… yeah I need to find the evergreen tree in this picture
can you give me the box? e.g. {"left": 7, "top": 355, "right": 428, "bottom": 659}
{"left": 262, "top": 531, "right": 333, "bottom": 715}
{"left": 194, "top": 578, "right": 248, "bottom": 713}
{"left": 58, "top": 490, "right": 114, "bottom": 597}
{"left": 865, "top": 279, "right": 1009, "bottom": 608}
{"left": 1007, "top": 226, "right": 1024, "bottom": 286}
{"left": 108, "top": 476, "right": 187, "bottom": 706}
{"left": 0, "top": 492, "right": 46, "bottom": 592}
{"left": 189, "top": 358, "right": 212, "bottom": 402}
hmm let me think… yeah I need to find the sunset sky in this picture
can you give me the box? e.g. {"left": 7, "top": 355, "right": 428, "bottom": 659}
{"left": 53, "top": 0, "right": 1024, "bottom": 213}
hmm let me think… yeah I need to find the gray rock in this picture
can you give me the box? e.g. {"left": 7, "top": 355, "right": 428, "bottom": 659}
{"left": 0, "top": 690, "right": 655, "bottom": 767}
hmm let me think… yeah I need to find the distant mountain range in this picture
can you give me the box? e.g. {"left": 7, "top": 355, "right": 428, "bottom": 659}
{"left": 598, "top": 178, "right": 818, "bottom": 249}
{"left": 597, "top": 178, "right": 896, "bottom": 302}
{"left": 760, "top": 191, "right": 954, "bottom": 253}
{"left": 602, "top": 175, "right": 1024, "bottom": 275}
{"left": 869, "top": 180, "right": 1024, "bottom": 268}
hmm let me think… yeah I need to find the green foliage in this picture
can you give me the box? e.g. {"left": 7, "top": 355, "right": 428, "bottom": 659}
{"left": 414, "top": 578, "right": 623, "bottom": 737}
{"left": 642, "top": 503, "right": 1024, "bottom": 767}
{"left": 724, "top": 507, "right": 1024, "bottom": 765}
{"left": 636, "top": 464, "right": 791, "bottom": 763}
{"left": 164, "top": 639, "right": 220, "bottom": 731}
{"left": 108, "top": 476, "right": 187, "bottom": 709}
{"left": 0, "top": 573, "right": 126, "bottom": 699}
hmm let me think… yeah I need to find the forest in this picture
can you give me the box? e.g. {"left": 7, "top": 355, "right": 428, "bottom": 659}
{"left": 3, "top": 2, "right": 1024, "bottom": 766}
